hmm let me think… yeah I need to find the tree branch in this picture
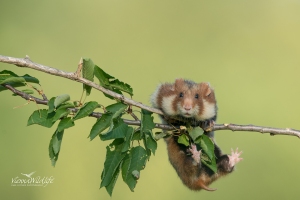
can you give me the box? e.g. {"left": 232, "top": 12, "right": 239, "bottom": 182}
{"left": 0, "top": 55, "right": 163, "bottom": 115}
{"left": 1, "top": 54, "right": 300, "bottom": 138}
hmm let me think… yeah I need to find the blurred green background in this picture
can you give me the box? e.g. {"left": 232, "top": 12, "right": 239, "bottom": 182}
{"left": 1, "top": 0, "right": 300, "bottom": 199}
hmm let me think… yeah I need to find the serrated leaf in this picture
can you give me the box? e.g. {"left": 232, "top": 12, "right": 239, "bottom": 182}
{"left": 52, "top": 130, "right": 64, "bottom": 154}
{"left": 73, "top": 101, "right": 98, "bottom": 121}
{"left": 105, "top": 162, "right": 122, "bottom": 196}
{"left": 0, "top": 70, "right": 39, "bottom": 84}
{"left": 0, "top": 70, "right": 19, "bottom": 80}
{"left": 49, "top": 129, "right": 64, "bottom": 167}
{"left": 27, "top": 109, "right": 56, "bottom": 128}
{"left": 94, "top": 66, "right": 134, "bottom": 97}
{"left": 48, "top": 138, "right": 55, "bottom": 166}
{"left": 101, "top": 144, "right": 126, "bottom": 188}
{"left": 109, "top": 79, "right": 133, "bottom": 96}
{"left": 56, "top": 102, "right": 75, "bottom": 110}
{"left": 22, "top": 74, "right": 40, "bottom": 84}
{"left": 48, "top": 97, "right": 56, "bottom": 113}
{"left": 0, "top": 70, "right": 39, "bottom": 92}
{"left": 121, "top": 127, "right": 134, "bottom": 152}
{"left": 54, "top": 94, "right": 70, "bottom": 108}
{"left": 82, "top": 58, "right": 95, "bottom": 96}
{"left": 178, "top": 134, "right": 189, "bottom": 146}
{"left": 94, "top": 65, "right": 115, "bottom": 86}
{"left": 144, "top": 131, "right": 157, "bottom": 155}
{"left": 57, "top": 117, "right": 75, "bottom": 131}
{"left": 0, "top": 77, "right": 26, "bottom": 84}
{"left": 189, "top": 126, "right": 203, "bottom": 141}
{"left": 141, "top": 109, "right": 155, "bottom": 133}
{"left": 103, "top": 88, "right": 123, "bottom": 100}
{"left": 154, "top": 131, "right": 167, "bottom": 140}
{"left": 100, "top": 120, "right": 128, "bottom": 141}
{"left": 89, "top": 113, "right": 114, "bottom": 140}
{"left": 121, "top": 146, "right": 147, "bottom": 191}
{"left": 82, "top": 58, "right": 95, "bottom": 80}
{"left": 52, "top": 108, "right": 70, "bottom": 122}
{"left": 106, "top": 102, "right": 127, "bottom": 118}
{"left": 89, "top": 103, "right": 127, "bottom": 140}
{"left": 200, "top": 135, "right": 215, "bottom": 160}
{"left": 132, "top": 130, "right": 142, "bottom": 141}
{"left": 201, "top": 155, "right": 217, "bottom": 173}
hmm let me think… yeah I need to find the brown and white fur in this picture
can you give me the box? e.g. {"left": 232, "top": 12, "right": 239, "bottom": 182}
{"left": 151, "top": 79, "right": 242, "bottom": 191}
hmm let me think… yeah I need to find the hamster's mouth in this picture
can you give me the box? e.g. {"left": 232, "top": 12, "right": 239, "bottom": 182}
{"left": 184, "top": 113, "right": 192, "bottom": 117}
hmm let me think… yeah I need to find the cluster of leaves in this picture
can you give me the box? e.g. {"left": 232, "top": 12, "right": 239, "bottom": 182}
{"left": 176, "top": 127, "right": 217, "bottom": 173}
{"left": 0, "top": 70, "right": 39, "bottom": 92}
{"left": 0, "top": 59, "right": 156, "bottom": 196}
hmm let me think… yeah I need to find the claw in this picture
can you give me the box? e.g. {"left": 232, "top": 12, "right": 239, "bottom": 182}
{"left": 228, "top": 147, "right": 243, "bottom": 167}
{"left": 200, "top": 119, "right": 215, "bottom": 132}
{"left": 189, "top": 144, "right": 201, "bottom": 164}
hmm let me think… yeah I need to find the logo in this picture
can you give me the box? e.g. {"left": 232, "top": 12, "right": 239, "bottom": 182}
{"left": 11, "top": 171, "right": 54, "bottom": 187}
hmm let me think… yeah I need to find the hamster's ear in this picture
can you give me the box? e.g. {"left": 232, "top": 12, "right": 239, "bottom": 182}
{"left": 201, "top": 82, "right": 212, "bottom": 97}
{"left": 175, "top": 78, "right": 184, "bottom": 88}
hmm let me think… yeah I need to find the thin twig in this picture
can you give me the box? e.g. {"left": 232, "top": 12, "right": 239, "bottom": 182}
{"left": 1, "top": 54, "right": 300, "bottom": 138}
{"left": 3, "top": 84, "right": 48, "bottom": 105}
{"left": 213, "top": 124, "right": 300, "bottom": 138}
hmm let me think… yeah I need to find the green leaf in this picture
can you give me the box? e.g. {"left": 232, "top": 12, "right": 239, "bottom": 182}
{"left": 188, "top": 126, "right": 203, "bottom": 141}
{"left": 27, "top": 109, "right": 56, "bottom": 128}
{"left": 52, "top": 108, "right": 70, "bottom": 122}
{"left": 141, "top": 109, "right": 155, "bottom": 133}
{"left": 103, "top": 88, "right": 123, "bottom": 100}
{"left": 201, "top": 155, "right": 217, "bottom": 173}
{"left": 0, "top": 70, "right": 39, "bottom": 84}
{"left": 121, "top": 127, "right": 134, "bottom": 152}
{"left": 132, "top": 130, "right": 142, "bottom": 141}
{"left": 57, "top": 117, "right": 75, "bottom": 131}
{"left": 178, "top": 134, "right": 189, "bottom": 146}
{"left": 144, "top": 131, "right": 157, "bottom": 155}
{"left": 73, "top": 101, "right": 98, "bottom": 121}
{"left": 94, "top": 66, "right": 134, "bottom": 97}
{"left": 22, "top": 74, "right": 40, "bottom": 84}
{"left": 89, "top": 103, "right": 127, "bottom": 140}
{"left": 0, "top": 70, "right": 39, "bottom": 92}
{"left": 100, "top": 144, "right": 126, "bottom": 188}
{"left": 200, "top": 135, "right": 215, "bottom": 160}
{"left": 154, "top": 131, "right": 167, "bottom": 140}
{"left": 89, "top": 113, "right": 114, "bottom": 140}
{"left": 105, "top": 161, "right": 122, "bottom": 196}
{"left": 49, "top": 129, "right": 64, "bottom": 167}
{"left": 122, "top": 146, "right": 147, "bottom": 191}
{"left": 0, "top": 77, "right": 25, "bottom": 84}
{"left": 109, "top": 79, "right": 133, "bottom": 97}
{"left": 56, "top": 101, "right": 75, "bottom": 110}
{"left": 52, "top": 130, "right": 64, "bottom": 154}
{"left": 106, "top": 102, "right": 128, "bottom": 117}
{"left": 94, "top": 65, "right": 115, "bottom": 86}
{"left": 100, "top": 120, "right": 128, "bottom": 141}
{"left": 54, "top": 94, "right": 70, "bottom": 108}
{"left": 82, "top": 58, "right": 95, "bottom": 96}
{"left": 0, "top": 70, "right": 19, "bottom": 80}
{"left": 48, "top": 97, "right": 56, "bottom": 113}
{"left": 194, "top": 135, "right": 217, "bottom": 173}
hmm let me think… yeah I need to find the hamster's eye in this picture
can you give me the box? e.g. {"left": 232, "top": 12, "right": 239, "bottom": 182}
{"left": 179, "top": 92, "right": 184, "bottom": 98}
{"left": 195, "top": 94, "right": 199, "bottom": 99}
